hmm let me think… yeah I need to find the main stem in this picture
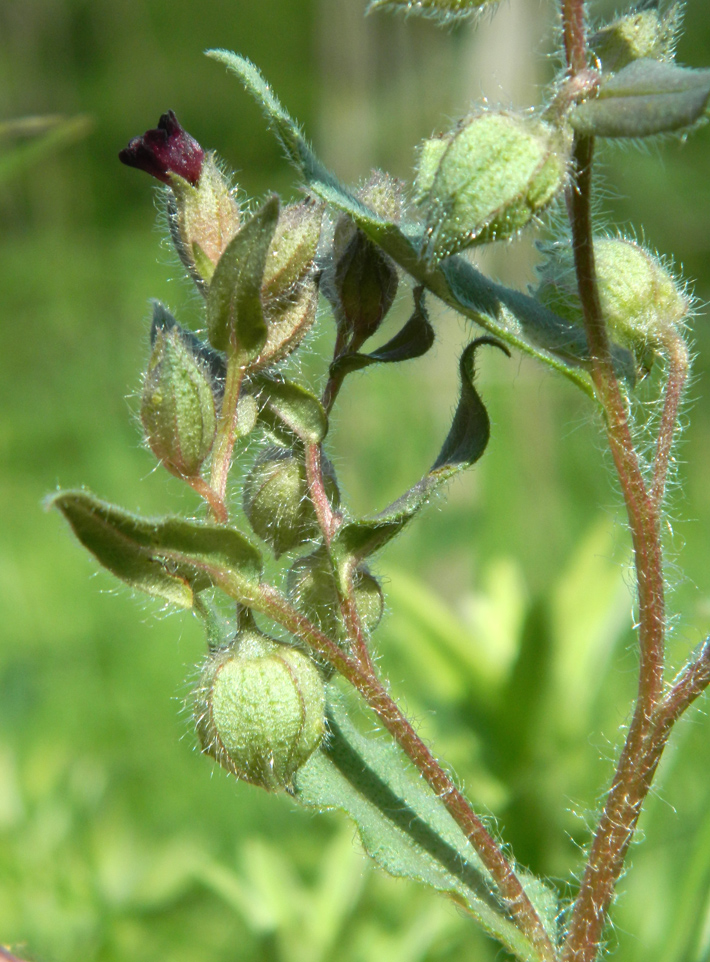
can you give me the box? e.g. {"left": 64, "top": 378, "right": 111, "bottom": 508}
{"left": 560, "top": 3, "right": 673, "bottom": 960}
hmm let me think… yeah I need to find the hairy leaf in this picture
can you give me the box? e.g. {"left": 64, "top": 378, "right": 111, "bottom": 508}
{"left": 330, "top": 285, "right": 435, "bottom": 377}
{"left": 51, "top": 490, "right": 263, "bottom": 606}
{"left": 207, "top": 195, "right": 279, "bottom": 355}
{"left": 251, "top": 374, "right": 328, "bottom": 444}
{"left": 569, "top": 59, "right": 710, "bottom": 138}
{"left": 294, "top": 694, "right": 555, "bottom": 962}
{"left": 208, "top": 52, "right": 635, "bottom": 391}
{"left": 332, "top": 338, "right": 503, "bottom": 566}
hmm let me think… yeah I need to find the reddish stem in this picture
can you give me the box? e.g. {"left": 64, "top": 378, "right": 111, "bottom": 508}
{"left": 210, "top": 349, "right": 246, "bottom": 509}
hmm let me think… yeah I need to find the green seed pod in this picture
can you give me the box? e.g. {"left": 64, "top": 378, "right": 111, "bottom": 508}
{"left": 141, "top": 321, "right": 217, "bottom": 477}
{"left": 195, "top": 630, "right": 326, "bottom": 791}
{"left": 414, "top": 110, "right": 570, "bottom": 261}
{"left": 590, "top": 4, "right": 681, "bottom": 74}
{"left": 288, "top": 547, "right": 384, "bottom": 652}
{"left": 535, "top": 236, "right": 690, "bottom": 374}
{"left": 169, "top": 153, "right": 242, "bottom": 290}
{"left": 243, "top": 448, "right": 339, "bottom": 557}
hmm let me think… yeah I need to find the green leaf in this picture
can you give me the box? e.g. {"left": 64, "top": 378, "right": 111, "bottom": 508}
{"left": 311, "top": 166, "right": 635, "bottom": 389}
{"left": 569, "top": 59, "right": 710, "bottom": 138}
{"left": 206, "top": 195, "right": 280, "bottom": 356}
{"left": 332, "top": 337, "right": 502, "bottom": 565}
{"left": 251, "top": 374, "right": 328, "bottom": 444}
{"left": 294, "top": 694, "right": 551, "bottom": 962}
{"left": 50, "top": 490, "right": 263, "bottom": 606}
{"left": 330, "top": 285, "right": 435, "bottom": 377}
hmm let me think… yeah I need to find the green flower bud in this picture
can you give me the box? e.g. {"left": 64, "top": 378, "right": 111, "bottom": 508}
{"left": 288, "top": 547, "right": 384, "bottom": 653}
{"left": 414, "top": 110, "right": 570, "bottom": 261}
{"left": 262, "top": 199, "right": 323, "bottom": 301}
{"left": 168, "top": 153, "right": 242, "bottom": 290}
{"left": 195, "top": 630, "right": 326, "bottom": 791}
{"left": 590, "top": 4, "right": 681, "bottom": 74}
{"left": 141, "top": 319, "right": 217, "bottom": 477}
{"left": 358, "top": 170, "right": 406, "bottom": 225}
{"left": 243, "top": 447, "right": 340, "bottom": 557}
{"left": 535, "top": 236, "right": 690, "bottom": 373}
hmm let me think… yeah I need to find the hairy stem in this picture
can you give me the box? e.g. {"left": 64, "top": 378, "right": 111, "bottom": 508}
{"left": 560, "top": 3, "right": 680, "bottom": 950}
{"left": 185, "top": 475, "right": 228, "bottom": 524}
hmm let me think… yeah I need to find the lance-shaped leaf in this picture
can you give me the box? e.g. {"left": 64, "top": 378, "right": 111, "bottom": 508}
{"left": 251, "top": 374, "right": 328, "bottom": 445}
{"left": 294, "top": 695, "right": 556, "bottom": 962}
{"left": 330, "top": 285, "right": 435, "bottom": 378}
{"left": 569, "top": 59, "right": 710, "bottom": 138}
{"left": 332, "top": 338, "right": 504, "bottom": 568}
{"left": 206, "top": 195, "right": 279, "bottom": 356}
{"left": 51, "top": 490, "right": 263, "bottom": 607}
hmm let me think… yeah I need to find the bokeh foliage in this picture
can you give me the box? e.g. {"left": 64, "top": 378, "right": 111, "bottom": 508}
{"left": 1, "top": 1, "right": 710, "bottom": 960}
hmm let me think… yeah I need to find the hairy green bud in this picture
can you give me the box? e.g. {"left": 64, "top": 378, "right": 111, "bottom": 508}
{"left": 243, "top": 448, "right": 339, "bottom": 557}
{"left": 590, "top": 4, "right": 681, "bottom": 74}
{"left": 288, "top": 547, "right": 384, "bottom": 656}
{"left": 141, "top": 322, "right": 217, "bottom": 477}
{"left": 169, "top": 153, "right": 242, "bottom": 290}
{"left": 536, "top": 236, "right": 690, "bottom": 373}
{"left": 414, "top": 110, "right": 570, "bottom": 261}
{"left": 195, "top": 630, "right": 326, "bottom": 791}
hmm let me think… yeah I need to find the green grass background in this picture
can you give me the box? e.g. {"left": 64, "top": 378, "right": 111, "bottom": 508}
{"left": 1, "top": 1, "right": 710, "bottom": 960}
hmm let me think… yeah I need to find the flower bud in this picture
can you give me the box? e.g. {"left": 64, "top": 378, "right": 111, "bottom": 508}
{"left": 288, "top": 548, "right": 384, "bottom": 651}
{"left": 119, "top": 110, "right": 204, "bottom": 185}
{"left": 590, "top": 4, "right": 680, "bottom": 74}
{"left": 535, "top": 236, "right": 690, "bottom": 373}
{"left": 243, "top": 447, "right": 339, "bottom": 557}
{"left": 333, "top": 229, "right": 399, "bottom": 345}
{"left": 141, "top": 317, "right": 217, "bottom": 477}
{"left": 194, "top": 630, "right": 326, "bottom": 791}
{"left": 168, "top": 154, "right": 241, "bottom": 290}
{"left": 414, "top": 110, "right": 570, "bottom": 261}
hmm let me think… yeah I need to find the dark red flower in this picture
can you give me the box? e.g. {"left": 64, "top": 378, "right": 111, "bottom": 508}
{"left": 119, "top": 110, "right": 204, "bottom": 186}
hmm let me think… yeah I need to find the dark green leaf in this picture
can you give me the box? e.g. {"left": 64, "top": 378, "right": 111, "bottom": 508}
{"left": 569, "top": 59, "right": 710, "bottom": 138}
{"left": 330, "top": 285, "right": 435, "bottom": 377}
{"left": 50, "top": 490, "right": 263, "bottom": 606}
{"left": 294, "top": 694, "right": 553, "bottom": 962}
{"left": 206, "top": 195, "right": 280, "bottom": 356}
{"left": 251, "top": 375, "right": 328, "bottom": 444}
{"left": 332, "top": 338, "right": 503, "bottom": 565}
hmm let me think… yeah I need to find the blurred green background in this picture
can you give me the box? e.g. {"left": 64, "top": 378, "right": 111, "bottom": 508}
{"left": 2, "top": 1, "right": 710, "bottom": 960}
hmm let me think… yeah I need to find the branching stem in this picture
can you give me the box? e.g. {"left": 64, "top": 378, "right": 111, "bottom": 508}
{"left": 559, "top": 2, "right": 693, "bottom": 958}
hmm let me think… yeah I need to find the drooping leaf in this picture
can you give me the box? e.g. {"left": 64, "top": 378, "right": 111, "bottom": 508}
{"left": 332, "top": 337, "right": 503, "bottom": 567}
{"left": 569, "top": 59, "right": 710, "bottom": 138}
{"left": 50, "top": 490, "right": 263, "bottom": 606}
{"left": 251, "top": 374, "right": 328, "bottom": 445}
{"left": 294, "top": 694, "right": 555, "bottom": 962}
{"left": 330, "top": 285, "right": 435, "bottom": 377}
{"left": 206, "top": 195, "right": 280, "bottom": 356}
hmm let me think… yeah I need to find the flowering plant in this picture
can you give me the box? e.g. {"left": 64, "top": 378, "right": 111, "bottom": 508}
{"left": 52, "top": 1, "right": 710, "bottom": 960}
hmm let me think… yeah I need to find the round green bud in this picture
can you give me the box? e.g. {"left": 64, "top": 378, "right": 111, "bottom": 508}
{"left": 243, "top": 447, "right": 339, "bottom": 557}
{"left": 288, "top": 547, "right": 384, "bottom": 657}
{"left": 414, "top": 110, "right": 570, "bottom": 261}
{"left": 141, "top": 321, "right": 217, "bottom": 478}
{"left": 536, "top": 236, "right": 689, "bottom": 373}
{"left": 194, "top": 630, "right": 326, "bottom": 791}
